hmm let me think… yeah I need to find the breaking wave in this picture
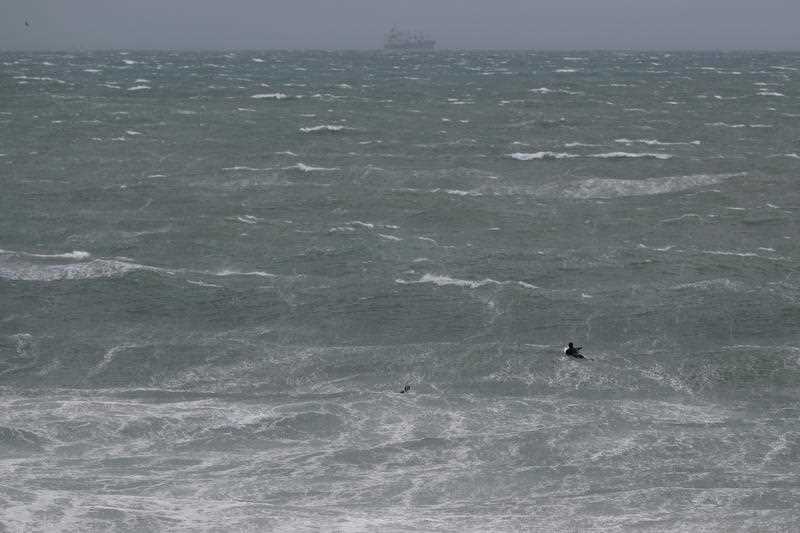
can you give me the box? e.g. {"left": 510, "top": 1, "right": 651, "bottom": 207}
{"left": 541, "top": 173, "right": 742, "bottom": 199}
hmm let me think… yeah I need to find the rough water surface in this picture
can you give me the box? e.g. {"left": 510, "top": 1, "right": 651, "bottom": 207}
{"left": 1, "top": 50, "right": 800, "bottom": 532}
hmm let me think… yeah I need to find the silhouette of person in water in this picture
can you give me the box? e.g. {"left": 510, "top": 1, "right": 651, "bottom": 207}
{"left": 565, "top": 342, "right": 584, "bottom": 358}
{"left": 399, "top": 384, "right": 411, "bottom": 393}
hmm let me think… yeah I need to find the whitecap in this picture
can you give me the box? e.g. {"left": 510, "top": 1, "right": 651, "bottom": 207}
{"left": 443, "top": 189, "right": 482, "bottom": 196}
{"left": 397, "top": 273, "right": 537, "bottom": 290}
{"left": 660, "top": 213, "right": 703, "bottom": 223}
{"left": 282, "top": 163, "right": 339, "bottom": 172}
{"left": 510, "top": 151, "right": 578, "bottom": 160}
{"left": 0, "top": 249, "right": 91, "bottom": 260}
{"left": 0, "top": 257, "right": 162, "bottom": 281}
{"left": 187, "top": 279, "right": 222, "bottom": 288}
{"left": 299, "top": 125, "right": 349, "bottom": 133}
{"left": 553, "top": 173, "right": 739, "bottom": 199}
{"left": 378, "top": 234, "right": 402, "bottom": 241}
{"left": 590, "top": 152, "right": 673, "bottom": 159}
{"left": 127, "top": 85, "right": 151, "bottom": 91}
{"left": 213, "top": 270, "right": 276, "bottom": 278}
{"left": 125, "top": 130, "right": 142, "bottom": 136}
{"left": 251, "top": 93, "right": 289, "bottom": 99}
{"left": 702, "top": 250, "right": 760, "bottom": 258}
{"left": 672, "top": 278, "right": 746, "bottom": 291}
{"left": 705, "top": 122, "right": 746, "bottom": 128}
{"left": 348, "top": 221, "right": 374, "bottom": 229}
{"left": 615, "top": 139, "right": 700, "bottom": 146}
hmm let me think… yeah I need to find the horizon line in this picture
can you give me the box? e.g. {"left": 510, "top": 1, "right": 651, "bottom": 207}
{"left": 3, "top": 46, "right": 800, "bottom": 53}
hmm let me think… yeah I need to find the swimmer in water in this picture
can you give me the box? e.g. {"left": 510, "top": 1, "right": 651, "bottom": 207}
{"left": 399, "top": 384, "right": 411, "bottom": 393}
{"left": 564, "top": 342, "right": 584, "bottom": 359}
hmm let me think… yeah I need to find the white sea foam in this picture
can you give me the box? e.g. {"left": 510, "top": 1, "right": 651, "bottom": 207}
{"left": 213, "top": 270, "right": 276, "bottom": 278}
{"left": 187, "top": 279, "right": 222, "bottom": 288}
{"left": 348, "top": 221, "right": 375, "bottom": 229}
{"left": 511, "top": 151, "right": 672, "bottom": 161}
{"left": 615, "top": 139, "right": 700, "bottom": 146}
{"left": 299, "top": 125, "right": 349, "bottom": 133}
{"left": 660, "top": 213, "right": 704, "bottom": 223}
{"left": 396, "top": 273, "right": 538, "bottom": 290}
{"left": 554, "top": 173, "right": 739, "bottom": 199}
{"left": 125, "top": 130, "right": 142, "bottom": 136}
{"left": 13, "top": 75, "right": 66, "bottom": 84}
{"left": 706, "top": 122, "right": 746, "bottom": 128}
{"left": 672, "top": 279, "right": 746, "bottom": 291}
{"left": 591, "top": 152, "right": 673, "bottom": 160}
{"left": 702, "top": 250, "right": 761, "bottom": 258}
{"left": 510, "top": 151, "right": 578, "bottom": 160}
{"left": 127, "top": 85, "right": 151, "bottom": 91}
{"left": 0, "top": 257, "right": 162, "bottom": 281}
{"left": 430, "top": 188, "right": 483, "bottom": 196}
{"left": 0, "top": 249, "right": 91, "bottom": 260}
{"left": 251, "top": 93, "right": 289, "bottom": 99}
{"left": 282, "top": 163, "right": 339, "bottom": 172}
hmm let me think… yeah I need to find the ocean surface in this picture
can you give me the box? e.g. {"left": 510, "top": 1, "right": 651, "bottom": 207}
{"left": 1, "top": 50, "right": 799, "bottom": 532}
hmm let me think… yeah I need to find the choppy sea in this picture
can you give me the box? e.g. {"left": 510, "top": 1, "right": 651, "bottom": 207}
{"left": 1, "top": 50, "right": 800, "bottom": 531}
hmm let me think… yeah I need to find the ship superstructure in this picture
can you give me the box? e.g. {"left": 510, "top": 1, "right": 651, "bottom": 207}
{"left": 384, "top": 26, "right": 436, "bottom": 50}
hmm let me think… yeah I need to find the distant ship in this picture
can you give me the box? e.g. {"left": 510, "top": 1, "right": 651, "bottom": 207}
{"left": 384, "top": 26, "right": 436, "bottom": 50}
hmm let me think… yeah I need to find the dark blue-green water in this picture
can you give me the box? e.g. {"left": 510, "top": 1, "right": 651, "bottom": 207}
{"left": 1, "top": 50, "right": 800, "bottom": 531}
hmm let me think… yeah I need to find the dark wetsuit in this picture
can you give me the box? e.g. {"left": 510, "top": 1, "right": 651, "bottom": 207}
{"left": 565, "top": 345, "right": 584, "bottom": 358}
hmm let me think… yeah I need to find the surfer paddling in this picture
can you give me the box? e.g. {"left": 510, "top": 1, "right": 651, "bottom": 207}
{"left": 564, "top": 342, "right": 584, "bottom": 359}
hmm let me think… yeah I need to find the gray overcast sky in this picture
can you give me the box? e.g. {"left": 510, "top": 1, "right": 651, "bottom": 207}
{"left": 2, "top": 0, "right": 799, "bottom": 51}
